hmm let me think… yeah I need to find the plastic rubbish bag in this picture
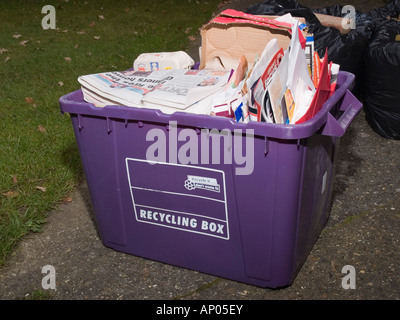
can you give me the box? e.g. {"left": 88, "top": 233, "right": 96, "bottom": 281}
{"left": 363, "top": 19, "right": 400, "bottom": 139}
{"left": 367, "top": 0, "right": 400, "bottom": 20}
{"left": 246, "top": 0, "right": 306, "bottom": 14}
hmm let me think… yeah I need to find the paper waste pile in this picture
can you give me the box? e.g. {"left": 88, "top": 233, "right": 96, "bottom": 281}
{"left": 78, "top": 9, "right": 339, "bottom": 125}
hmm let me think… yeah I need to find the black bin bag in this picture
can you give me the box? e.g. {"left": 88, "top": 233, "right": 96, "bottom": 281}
{"left": 368, "top": 0, "right": 400, "bottom": 20}
{"left": 363, "top": 19, "right": 400, "bottom": 139}
{"left": 246, "top": 0, "right": 375, "bottom": 98}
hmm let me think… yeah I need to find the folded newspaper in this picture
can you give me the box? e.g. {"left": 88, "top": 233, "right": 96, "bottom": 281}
{"left": 78, "top": 69, "right": 230, "bottom": 115}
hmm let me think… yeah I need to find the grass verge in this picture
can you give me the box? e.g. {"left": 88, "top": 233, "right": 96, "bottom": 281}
{"left": 0, "top": 0, "right": 222, "bottom": 265}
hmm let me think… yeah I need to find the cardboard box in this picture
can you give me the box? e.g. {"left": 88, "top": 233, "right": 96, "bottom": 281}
{"left": 200, "top": 9, "right": 306, "bottom": 69}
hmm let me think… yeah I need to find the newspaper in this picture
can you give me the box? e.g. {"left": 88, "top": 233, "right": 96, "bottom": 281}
{"left": 78, "top": 69, "right": 230, "bottom": 114}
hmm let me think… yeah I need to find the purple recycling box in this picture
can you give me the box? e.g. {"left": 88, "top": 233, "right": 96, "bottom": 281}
{"left": 59, "top": 71, "right": 361, "bottom": 288}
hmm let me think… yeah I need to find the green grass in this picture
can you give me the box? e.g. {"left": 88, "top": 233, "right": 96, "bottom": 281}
{"left": 0, "top": 0, "right": 222, "bottom": 265}
{"left": 24, "top": 289, "right": 52, "bottom": 300}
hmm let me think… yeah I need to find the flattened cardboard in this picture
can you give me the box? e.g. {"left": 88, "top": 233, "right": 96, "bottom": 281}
{"left": 200, "top": 9, "right": 306, "bottom": 69}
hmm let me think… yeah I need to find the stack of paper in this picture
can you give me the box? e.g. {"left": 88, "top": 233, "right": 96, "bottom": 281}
{"left": 78, "top": 68, "right": 230, "bottom": 115}
{"left": 78, "top": 12, "right": 339, "bottom": 124}
{"left": 207, "top": 14, "right": 340, "bottom": 125}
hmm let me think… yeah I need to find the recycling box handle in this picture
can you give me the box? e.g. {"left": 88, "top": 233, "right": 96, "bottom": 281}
{"left": 320, "top": 89, "right": 362, "bottom": 137}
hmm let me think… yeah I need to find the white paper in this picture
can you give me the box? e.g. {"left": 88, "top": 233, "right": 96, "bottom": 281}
{"left": 265, "top": 49, "right": 290, "bottom": 124}
{"left": 133, "top": 51, "right": 194, "bottom": 71}
{"left": 245, "top": 38, "right": 280, "bottom": 92}
{"left": 286, "top": 20, "right": 316, "bottom": 124}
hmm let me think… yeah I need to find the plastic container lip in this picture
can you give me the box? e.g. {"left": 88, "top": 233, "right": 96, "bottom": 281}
{"left": 60, "top": 71, "right": 355, "bottom": 140}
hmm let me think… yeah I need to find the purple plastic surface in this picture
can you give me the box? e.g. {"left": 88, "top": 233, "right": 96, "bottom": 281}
{"left": 59, "top": 71, "right": 361, "bottom": 288}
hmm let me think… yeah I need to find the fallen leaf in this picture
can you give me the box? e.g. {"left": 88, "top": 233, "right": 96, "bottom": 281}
{"left": 63, "top": 197, "right": 73, "bottom": 203}
{"left": 74, "top": 43, "right": 79, "bottom": 48}
{"left": 36, "top": 186, "right": 46, "bottom": 192}
{"left": 25, "top": 97, "right": 34, "bottom": 104}
{"left": 89, "top": 21, "right": 96, "bottom": 27}
{"left": 188, "top": 35, "right": 196, "bottom": 41}
{"left": 11, "top": 174, "right": 17, "bottom": 184}
{"left": 93, "top": 36, "right": 101, "bottom": 40}
{"left": 64, "top": 57, "right": 71, "bottom": 62}
{"left": 2, "top": 191, "right": 18, "bottom": 198}
{"left": 38, "top": 125, "right": 46, "bottom": 132}
{"left": 12, "top": 34, "right": 21, "bottom": 39}
{"left": 20, "top": 40, "right": 29, "bottom": 46}
{"left": 58, "top": 81, "right": 64, "bottom": 86}
{"left": 0, "top": 48, "right": 8, "bottom": 54}
{"left": 124, "top": 8, "right": 130, "bottom": 13}
{"left": 98, "top": 15, "right": 104, "bottom": 20}
{"left": 5, "top": 56, "right": 10, "bottom": 62}
{"left": 76, "top": 31, "right": 85, "bottom": 35}
{"left": 184, "top": 28, "right": 191, "bottom": 34}
{"left": 62, "top": 29, "right": 69, "bottom": 33}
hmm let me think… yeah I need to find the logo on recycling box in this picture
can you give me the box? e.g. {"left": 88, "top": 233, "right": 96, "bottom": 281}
{"left": 184, "top": 175, "right": 220, "bottom": 193}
